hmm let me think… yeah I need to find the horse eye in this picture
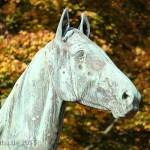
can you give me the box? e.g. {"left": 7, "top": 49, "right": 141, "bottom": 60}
{"left": 76, "top": 50, "right": 84, "bottom": 58}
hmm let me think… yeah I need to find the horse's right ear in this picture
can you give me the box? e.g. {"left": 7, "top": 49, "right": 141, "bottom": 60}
{"left": 78, "top": 13, "right": 90, "bottom": 37}
{"left": 55, "top": 8, "right": 70, "bottom": 41}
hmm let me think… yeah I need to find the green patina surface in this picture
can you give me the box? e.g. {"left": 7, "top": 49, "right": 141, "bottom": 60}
{"left": 0, "top": 8, "right": 141, "bottom": 150}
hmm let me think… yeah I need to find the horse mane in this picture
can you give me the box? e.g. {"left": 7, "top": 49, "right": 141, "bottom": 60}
{"left": 0, "top": 40, "right": 66, "bottom": 149}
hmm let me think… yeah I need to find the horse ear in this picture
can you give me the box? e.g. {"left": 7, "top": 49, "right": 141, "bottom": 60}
{"left": 78, "top": 13, "right": 90, "bottom": 37}
{"left": 55, "top": 8, "right": 70, "bottom": 40}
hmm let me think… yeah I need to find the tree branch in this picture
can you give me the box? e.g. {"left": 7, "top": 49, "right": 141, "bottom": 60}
{"left": 83, "top": 118, "right": 118, "bottom": 150}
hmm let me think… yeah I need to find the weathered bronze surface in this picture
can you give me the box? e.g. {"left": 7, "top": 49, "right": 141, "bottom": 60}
{"left": 0, "top": 8, "right": 141, "bottom": 150}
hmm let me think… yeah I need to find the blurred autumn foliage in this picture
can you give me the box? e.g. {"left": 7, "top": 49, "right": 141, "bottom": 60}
{"left": 0, "top": 0, "right": 150, "bottom": 149}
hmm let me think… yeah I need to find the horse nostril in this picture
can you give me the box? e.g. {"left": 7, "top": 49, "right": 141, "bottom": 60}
{"left": 122, "top": 91, "right": 129, "bottom": 100}
{"left": 122, "top": 91, "right": 134, "bottom": 105}
{"left": 122, "top": 90, "right": 140, "bottom": 108}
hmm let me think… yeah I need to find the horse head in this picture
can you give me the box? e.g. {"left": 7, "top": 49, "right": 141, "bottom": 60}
{"left": 53, "top": 8, "right": 141, "bottom": 119}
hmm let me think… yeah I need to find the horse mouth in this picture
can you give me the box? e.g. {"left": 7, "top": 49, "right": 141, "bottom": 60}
{"left": 112, "top": 107, "right": 138, "bottom": 119}
{"left": 124, "top": 109, "right": 138, "bottom": 118}
{"left": 78, "top": 99, "right": 139, "bottom": 119}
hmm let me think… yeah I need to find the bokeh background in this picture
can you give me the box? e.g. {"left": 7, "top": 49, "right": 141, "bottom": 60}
{"left": 0, "top": 0, "right": 149, "bottom": 149}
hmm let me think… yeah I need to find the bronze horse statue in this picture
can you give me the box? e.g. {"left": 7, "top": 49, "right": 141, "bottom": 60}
{"left": 0, "top": 8, "right": 141, "bottom": 150}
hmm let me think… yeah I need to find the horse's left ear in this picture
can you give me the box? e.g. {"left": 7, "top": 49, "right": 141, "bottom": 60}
{"left": 78, "top": 13, "right": 90, "bottom": 37}
{"left": 55, "top": 8, "right": 70, "bottom": 40}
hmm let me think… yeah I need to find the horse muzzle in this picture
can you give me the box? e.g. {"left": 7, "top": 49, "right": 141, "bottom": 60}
{"left": 112, "top": 91, "right": 141, "bottom": 119}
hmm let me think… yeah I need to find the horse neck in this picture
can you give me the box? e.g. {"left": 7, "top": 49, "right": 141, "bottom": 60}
{"left": 0, "top": 41, "right": 67, "bottom": 148}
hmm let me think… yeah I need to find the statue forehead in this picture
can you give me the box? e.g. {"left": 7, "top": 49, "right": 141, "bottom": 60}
{"left": 64, "top": 29, "right": 92, "bottom": 45}
{"left": 62, "top": 29, "right": 96, "bottom": 55}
